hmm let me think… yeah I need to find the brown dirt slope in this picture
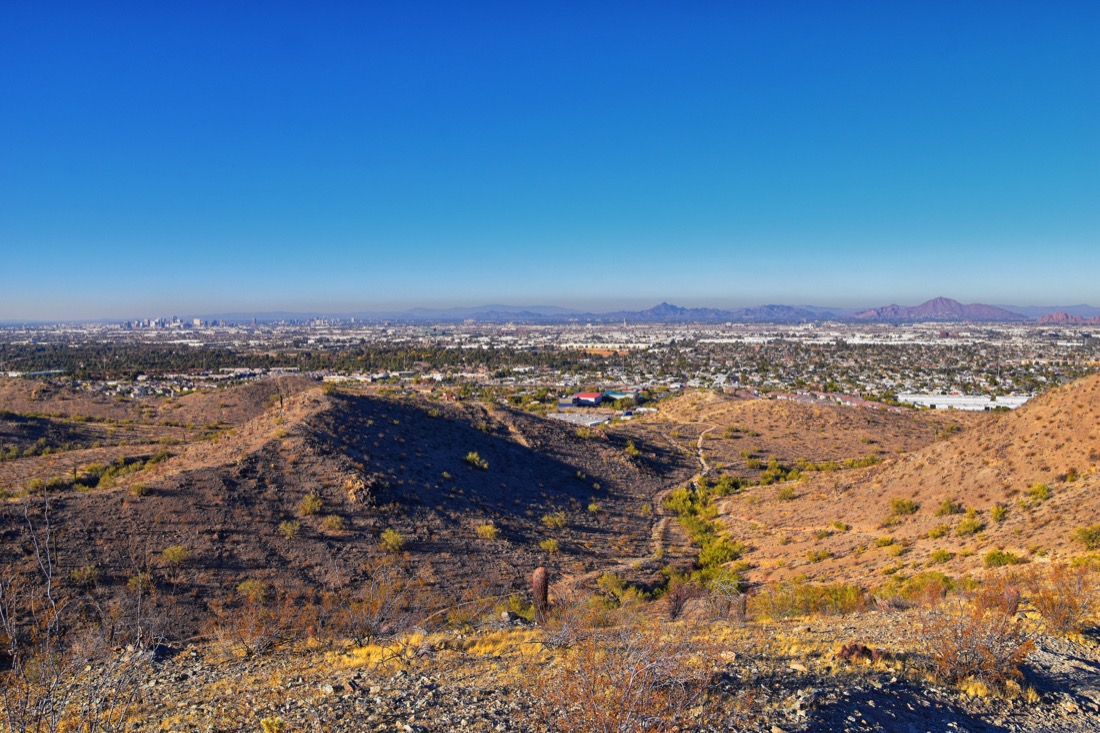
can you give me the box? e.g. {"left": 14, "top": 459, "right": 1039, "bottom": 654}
{"left": 718, "top": 374, "right": 1100, "bottom": 585}
{"left": 624, "top": 389, "right": 984, "bottom": 482}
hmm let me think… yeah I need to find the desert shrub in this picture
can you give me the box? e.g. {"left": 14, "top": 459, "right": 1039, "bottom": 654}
{"left": 297, "top": 492, "right": 323, "bottom": 516}
{"left": 776, "top": 486, "right": 797, "bottom": 501}
{"left": 1073, "top": 524, "right": 1100, "bottom": 550}
{"left": 842, "top": 455, "right": 882, "bottom": 469}
{"left": 915, "top": 596, "right": 1034, "bottom": 688}
{"left": 321, "top": 514, "right": 348, "bottom": 533}
{"left": 955, "top": 510, "right": 985, "bottom": 537}
{"left": 936, "top": 422, "right": 963, "bottom": 439}
{"left": 874, "top": 536, "right": 896, "bottom": 547}
{"left": 322, "top": 555, "right": 419, "bottom": 645}
{"left": 889, "top": 498, "right": 920, "bottom": 516}
{"left": 539, "top": 538, "right": 560, "bottom": 554}
{"left": 751, "top": 580, "right": 866, "bottom": 619}
{"left": 813, "top": 529, "right": 831, "bottom": 540}
{"left": 531, "top": 618, "right": 714, "bottom": 733}
{"left": 984, "top": 549, "right": 1026, "bottom": 568}
{"left": 664, "top": 579, "right": 703, "bottom": 620}
{"left": 929, "top": 549, "right": 955, "bottom": 565}
{"left": 897, "top": 571, "right": 955, "bottom": 605}
{"left": 831, "top": 521, "right": 851, "bottom": 532}
{"left": 127, "top": 573, "right": 152, "bottom": 595}
{"left": 624, "top": 440, "right": 640, "bottom": 457}
{"left": 663, "top": 487, "right": 698, "bottom": 517}
{"left": 464, "top": 451, "right": 489, "bottom": 470}
{"left": 936, "top": 498, "right": 964, "bottom": 516}
{"left": 475, "top": 522, "right": 500, "bottom": 540}
{"left": 991, "top": 503, "right": 1008, "bottom": 522}
{"left": 713, "top": 474, "right": 746, "bottom": 495}
{"left": 587, "top": 501, "right": 600, "bottom": 514}
{"left": 380, "top": 528, "right": 405, "bottom": 553}
{"left": 697, "top": 536, "right": 744, "bottom": 569}
{"left": 278, "top": 520, "right": 300, "bottom": 539}
{"left": 1026, "top": 565, "right": 1097, "bottom": 634}
{"left": 236, "top": 579, "right": 270, "bottom": 603}
{"left": 70, "top": 564, "right": 102, "bottom": 587}
{"left": 210, "top": 581, "right": 299, "bottom": 657}
{"left": 260, "top": 718, "right": 287, "bottom": 733}
{"left": 541, "top": 511, "right": 567, "bottom": 529}
{"left": 927, "top": 524, "right": 950, "bottom": 539}
{"left": 161, "top": 545, "right": 189, "bottom": 568}
{"left": 129, "top": 482, "right": 150, "bottom": 497}
{"left": 1027, "top": 483, "right": 1051, "bottom": 502}
{"left": 806, "top": 549, "right": 830, "bottom": 563}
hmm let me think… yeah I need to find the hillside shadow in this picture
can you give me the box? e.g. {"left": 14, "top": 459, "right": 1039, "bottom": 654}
{"left": 742, "top": 670, "right": 1012, "bottom": 733}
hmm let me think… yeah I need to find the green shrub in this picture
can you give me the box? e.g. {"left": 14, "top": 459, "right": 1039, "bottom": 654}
{"left": 984, "top": 549, "right": 1026, "bottom": 568}
{"left": 380, "top": 528, "right": 405, "bottom": 553}
{"left": 539, "top": 538, "right": 560, "bottom": 554}
{"left": 464, "top": 451, "right": 489, "bottom": 470}
{"left": 476, "top": 522, "right": 500, "bottom": 540}
{"left": 880, "top": 571, "right": 955, "bottom": 603}
{"left": 777, "top": 487, "right": 797, "bottom": 501}
{"left": 127, "top": 573, "right": 152, "bottom": 595}
{"left": 161, "top": 545, "right": 189, "bottom": 567}
{"left": 889, "top": 498, "right": 920, "bottom": 516}
{"left": 751, "top": 580, "right": 866, "bottom": 619}
{"left": 541, "top": 511, "right": 567, "bottom": 529}
{"left": 278, "top": 520, "right": 300, "bottom": 539}
{"left": 1027, "top": 483, "right": 1051, "bottom": 502}
{"left": 587, "top": 501, "right": 600, "bottom": 513}
{"left": 297, "top": 493, "right": 323, "bottom": 516}
{"left": 70, "top": 564, "right": 101, "bottom": 587}
{"left": 807, "top": 549, "right": 831, "bottom": 563}
{"left": 321, "top": 514, "right": 348, "bottom": 533}
{"left": 936, "top": 498, "right": 964, "bottom": 516}
{"left": 698, "top": 536, "right": 745, "bottom": 568}
{"left": 236, "top": 578, "right": 269, "bottom": 603}
{"left": 929, "top": 549, "right": 955, "bottom": 565}
{"left": 1072, "top": 524, "right": 1100, "bottom": 550}
{"left": 955, "top": 510, "right": 985, "bottom": 537}
{"left": 991, "top": 504, "right": 1009, "bottom": 522}
{"left": 927, "top": 524, "right": 950, "bottom": 539}
{"left": 874, "top": 536, "right": 897, "bottom": 547}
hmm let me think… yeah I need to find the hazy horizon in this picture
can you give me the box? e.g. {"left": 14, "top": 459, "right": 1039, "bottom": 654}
{"left": 4, "top": 295, "right": 1100, "bottom": 325}
{"left": 2, "top": 4, "right": 1097, "bottom": 321}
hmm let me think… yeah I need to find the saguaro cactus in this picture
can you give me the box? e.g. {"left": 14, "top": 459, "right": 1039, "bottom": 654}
{"left": 531, "top": 566, "right": 549, "bottom": 622}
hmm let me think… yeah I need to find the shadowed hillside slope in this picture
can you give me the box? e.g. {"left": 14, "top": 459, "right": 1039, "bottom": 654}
{"left": 0, "top": 386, "right": 695, "bottom": 634}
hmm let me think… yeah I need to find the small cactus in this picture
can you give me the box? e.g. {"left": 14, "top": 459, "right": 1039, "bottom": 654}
{"left": 531, "top": 566, "right": 548, "bottom": 622}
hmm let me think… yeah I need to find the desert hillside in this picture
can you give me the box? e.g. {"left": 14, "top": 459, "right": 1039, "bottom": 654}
{"left": 0, "top": 383, "right": 697, "bottom": 634}
{"left": 717, "top": 374, "right": 1100, "bottom": 584}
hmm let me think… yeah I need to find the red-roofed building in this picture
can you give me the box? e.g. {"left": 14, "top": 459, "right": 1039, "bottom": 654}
{"left": 573, "top": 392, "right": 604, "bottom": 406}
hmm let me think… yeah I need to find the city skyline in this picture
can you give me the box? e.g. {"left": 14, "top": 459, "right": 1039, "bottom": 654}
{"left": 2, "top": 3, "right": 1098, "bottom": 320}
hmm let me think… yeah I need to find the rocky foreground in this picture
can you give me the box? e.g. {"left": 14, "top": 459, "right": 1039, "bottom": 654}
{"left": 105, "top": 609, "right": 1100, "bottom": 733}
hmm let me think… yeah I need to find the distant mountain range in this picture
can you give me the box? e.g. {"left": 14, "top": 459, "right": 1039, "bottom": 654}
{"left": 849, "top": 297, "right": 1027, "bottom": 322}
{"left": 36, "top": 299, "right": 1094, "bottom": 326}
{"left": 1036, "top": 311, "right": 1100, "bottom": 325}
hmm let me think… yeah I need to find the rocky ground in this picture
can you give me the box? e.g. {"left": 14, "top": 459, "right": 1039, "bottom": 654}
{"left": 105, "top": 607, "right": 1100, "bottom": 733}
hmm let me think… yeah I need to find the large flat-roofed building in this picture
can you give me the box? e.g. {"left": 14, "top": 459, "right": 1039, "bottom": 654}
{"left": 897, "top": 393, "right": 1031, "bottom": 411}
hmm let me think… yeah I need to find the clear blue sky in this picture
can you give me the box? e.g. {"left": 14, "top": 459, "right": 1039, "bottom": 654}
{"left": 2, "top": 2, "right": 1098, "bottom": 320}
